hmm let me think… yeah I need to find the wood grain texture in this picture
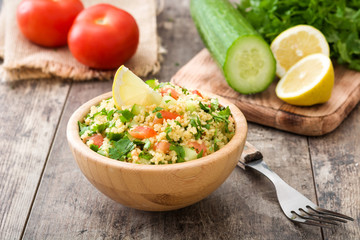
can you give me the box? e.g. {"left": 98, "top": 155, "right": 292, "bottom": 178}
{"left": 309, "top": 103, "right": 360, "bottom": 239}
{"left": 171, "top": 49, "right": 360, "bottom": 136}
{"left": 0, "top": 80, "right": 70, "bottom": 239}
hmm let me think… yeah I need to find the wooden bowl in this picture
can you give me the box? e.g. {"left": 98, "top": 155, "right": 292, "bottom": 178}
{"left": 67, "top": 91, "right": 247, "bottom": 211}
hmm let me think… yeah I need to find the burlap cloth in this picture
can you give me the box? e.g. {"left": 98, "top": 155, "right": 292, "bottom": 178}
{"left": 0, "top": 0, "right": 161, "bottom": 82}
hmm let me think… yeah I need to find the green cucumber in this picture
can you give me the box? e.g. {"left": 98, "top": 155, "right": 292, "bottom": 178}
{"left": 131, "top": 104, "right": 145, "bottom": 115}
{"left": 183, "top": 147, "right": 198, "bottom": 161}
{"left": 190, "top": 0, "right": 276, "bottom": 94}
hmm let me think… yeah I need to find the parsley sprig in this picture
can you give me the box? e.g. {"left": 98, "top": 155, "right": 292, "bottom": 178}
{"left": 237, "top": 0, "right": 360, "bottom": 71}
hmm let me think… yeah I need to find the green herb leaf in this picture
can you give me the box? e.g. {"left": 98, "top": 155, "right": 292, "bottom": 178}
{"left": 165, "top": 125, "right": 172, "bottom": 141}
{"left": 78, "top": 121, "right": 90, "bottom": 136}
{"left": 89, "top": 144, "right": 99, "bottom": 152}
{"left": 91, "top": 122, "right": 109, "bottom": 133}
{"left": 139, "top": 151, "right": 153, "bottom": 160}
{"left": 117, "top": 109, "right": 134, "bottom": 123}
{"left": 109, "top": 138, "right": 135, "bottom": 160}
{"left": 92, "top": 108, "right": 108, "bottom": 119}
{"left": 197, "top": 150, "right": 203, "bottom": 158}
{"left": 107, "top": 109, "right": 115, "bottom": 121}
{"left": 175, "top": 120, "right": 182, "bottom": 127}
{"left": 170, "top": 144, "right": 185, "bottom": 163}
{"left": 199, "top": 102, "right": 211, "bottom": 113}
{"left": 152, "top": 107, "right": 164, "bottom": 113}
{"left": 237, "top": 0, "right": 360, "bottom": 71}
{"left": 106, "top": 132, "right": 124, "bottom": 141}
{"left": 156, "top": 112, "right": 163, "bottom": 119}
{"left": 210, "top": 98, "right": 219, "bottom": 111}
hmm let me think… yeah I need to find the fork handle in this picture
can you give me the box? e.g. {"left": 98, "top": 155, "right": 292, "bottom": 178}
{"left": 239, "top": 142, "right": 287, "bottom": 185}
{"left": 240, "top": 142, "right": 263, "bottom": 163}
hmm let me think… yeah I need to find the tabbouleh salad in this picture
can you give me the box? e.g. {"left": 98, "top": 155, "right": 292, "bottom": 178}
{"left": 79, "top": 81, "right": 235, "bottom": 164}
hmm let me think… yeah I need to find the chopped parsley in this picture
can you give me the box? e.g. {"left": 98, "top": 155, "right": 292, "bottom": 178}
{"left": 91, "top": 122, "right": 109, "bottom": 133}
{"left": 139, "top": 151, "right": 153, "bottom": 160}
{"left": 197, "top": 150, "right": 204, "bottom": 158}
{"left": 152, "top": 107, "right": 164, "bottom": 113}
{"left": 117, "top": 109, "right": 134, "bottom": 123}
{"left": 109, "top": 138, "right": 135, "bottom": 161}
{"left": 165, "top": 125, "right": 172, "bottom": 141}
{"left": 106, "top": 132, "right": 124, "bottom": 141}
{"left": 107, "top": 109, "right": 115, "bottom": 121}
{"left": 78, "top": 121, "right": 91, "bottom": 136}
{"left": 89, "top": 144, "right": 99, "bottom": 152}
{"left": 170, "top": 144, "right": 185, "bottom": 163}
{"left": 156, "top": 112, "right": 163, "bottom": 119}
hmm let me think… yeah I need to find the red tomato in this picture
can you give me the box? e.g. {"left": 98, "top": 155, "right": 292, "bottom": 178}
{"left": 188, "top": 141, "right": 207, "bottom": 155}
{"left": 191, "top": 90, "right": 203, "bottom": 98}
{"left": 89, "top": 134, "right": 104, "bottom": 147}
{"left": 68, "top": 4, "right": 139, "bottom": 70}
{"left": 160, "top": 88, "right": 180, "bottom": 100}
{"left": 154, "top": 140, "right": 171, "bottom": 153}
{"left": 129, "top": 126, "right": 157, "bottom": 139}
{"left": 16, "top": 0, "right": 84, "bottom": 47}
{"left": 153, "top": 110, "right": 182, "bottom": 124}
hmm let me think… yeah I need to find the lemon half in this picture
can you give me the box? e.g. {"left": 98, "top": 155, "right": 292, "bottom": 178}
{"left": 112, "top": 66, "right": 162, "bottom": 108}
{"left": 271, "top": 25, "right": 330, "bottom": 78}
{"left": 275, "top": 53, "right": 334, "bottom": 106}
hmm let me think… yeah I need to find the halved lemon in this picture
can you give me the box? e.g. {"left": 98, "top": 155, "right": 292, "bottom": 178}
{"left": 271, "top": 25, "right": 330, "bottom": 78}
{"left": 112, "top": 66, "right": 162, "bottom": 108}
{"left": 275, "top": 53, "right": 334, "bottom": 106}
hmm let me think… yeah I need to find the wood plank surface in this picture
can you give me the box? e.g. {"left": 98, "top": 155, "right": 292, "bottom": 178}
{"left": 171, "top": 49, "right": 360, "bottom": 136}
{"left": 309, "top": 103, "right": 360, "bottom": 239}
{"left": 0, "top": 80, "right": 70, "bottom": 239}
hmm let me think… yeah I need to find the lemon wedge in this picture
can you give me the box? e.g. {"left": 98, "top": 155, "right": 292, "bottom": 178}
{"left": 112, "top": 65, "right": 162, "bottom": 108}
{"left": 271, "top": 25, "right": 330, "bottom": 78}
{"left": 275, "top": 53, "right": 334, "bottom": 106}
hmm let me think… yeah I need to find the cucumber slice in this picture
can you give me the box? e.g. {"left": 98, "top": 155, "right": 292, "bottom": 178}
{"left": 184, "top": 147, "right": 198, "bottom": 161}
{"left": 224, "top": 36, "right": 276, "bottom": 94}
{"left": 190, "top": 0, "right": 276, "bottom": 94}
{"left": 185, "top": 100, "right": 199, "bottom": 112}
{"left": 131, "top": 104, "right": 145, "bottom": 115}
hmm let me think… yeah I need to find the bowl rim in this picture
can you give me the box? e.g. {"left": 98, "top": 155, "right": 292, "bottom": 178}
{"left": 67, "top": 91, "right": 247, "bottom": 172}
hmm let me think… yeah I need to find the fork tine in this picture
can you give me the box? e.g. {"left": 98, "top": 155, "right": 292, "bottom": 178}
{"left": 300, "top": 209, "right": 347, "bottom": 223}
{"left": 307, "top": 206, "right": 354, "bottom": 221}
{"left": 293, "top": 211, "right": 338, "bottom": 225}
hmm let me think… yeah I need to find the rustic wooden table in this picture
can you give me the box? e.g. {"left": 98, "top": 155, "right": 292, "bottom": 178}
{"left": 1, "top": 1, "right": 359, "bottom": 239}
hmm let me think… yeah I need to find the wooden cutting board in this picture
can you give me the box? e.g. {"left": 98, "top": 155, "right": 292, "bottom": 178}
{"left": 171, "top": 49, "right": 360, "bottom": 136}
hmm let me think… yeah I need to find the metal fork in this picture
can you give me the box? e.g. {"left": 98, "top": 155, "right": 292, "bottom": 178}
{"left": 238, "top": 142, "right": 354, "bottom": 228}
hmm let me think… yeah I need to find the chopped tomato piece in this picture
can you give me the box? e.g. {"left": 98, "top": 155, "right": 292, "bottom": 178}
{"left": 88, "top": 134, "right": 104, "bottom": 147}
{"left": 153, "top": 110, "right": 182, "bottom": 124}
{"left": 191, "top": 90, "right": 203, "bottom": 98}
{"left": 153, "top": 116, "right": 163, "bottom": 124}
{"left": 160, "top": 88, "right": 179, "bottom": 100}
{"left": 129, "top": 126, "right": 157, "bottom": 139}
{"left": 154, "top": 140, "right": 171, "bottom": 153}
{"left": 188, "top": 141, "right": 207, "bottom": 156}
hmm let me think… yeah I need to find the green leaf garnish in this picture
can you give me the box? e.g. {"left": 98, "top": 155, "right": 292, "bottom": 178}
{"left": 170, "top": 144, "right": 185, "bottom": 163}
{"left": 139, "top": 151, "right": 153, "bottom": 160}
{"left": 109, "top": 138, "right": 135, "bottom": 160}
